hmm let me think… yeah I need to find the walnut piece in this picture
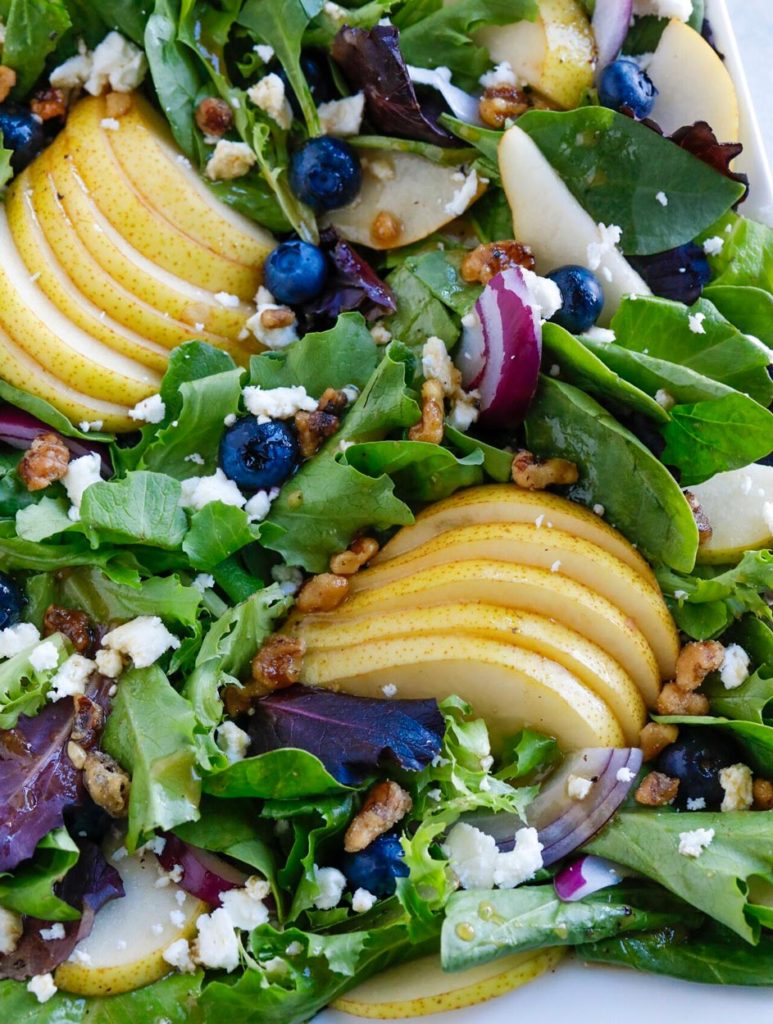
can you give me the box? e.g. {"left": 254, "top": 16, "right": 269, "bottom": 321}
{"left": 317, "top": 388, "right": 349, "bottom": 416}
{"left": 674, "top": 640, "right": 724, "bottom": 692}
{"left": 260, "top": 306, "right": 296, "bottom": 329}
{"left": 371, "top": 210, "right": 403, "bottom": 246}
{"left": 461, "top": 240, "right": 536, "bottom": 285}
{"left": 195, "top": 96, "right": 234, "bottom": 138}
{"left": 18, "top": 433, "right": 70, "bottom": 491}
{"left": 226, "top": 635, "right": 306, "bottom": 715}
{"left": 753, "top": 778, "right": 773, "bottom": 811}
{"left": 70, "top": 694, "right": 104, "bottom": 748}
{"left": 83, "top": 750, "right": 131, "bottom": 817}
{"left": 511, "top": 449, "right": 579, "bottom": 490}
{"left": 408, "top": 379, "right": 445, "bottom": 444}
{"left": 684, "top": 490, "right": 713, "bottom": 545}
{"left": 478, "top": 84, "right": 529, "bottom": 129}
{"left": 0, "top": 66, "right": 16, "bottom": 104}
{"left": 105, "top": 91, "right": 133, "bottom": 118}
{"left": 44, "top": 605, "right": 97, "bottom": 656}
{"left": 656, "top": 682, "right": 710, "bottom": 717}
{"left": 330, "top": 536, "right": 380, "bottom": 576}
{"left": 640, "top": 721, "right": 679, "bottom": 762}
{"left": 295, "top": 573, "right": 350, "bottom": 613}
{"left": 344, "top": 780, "right": 413, "bottom": 853}
{"left": 295, "top": 410, "right": 340, "bottom": 459}
{"left": 31, "top": 87, "right": 67, "bottom": 120}
{"left": 635, "top": 771, "right": 679, "bottom": 806}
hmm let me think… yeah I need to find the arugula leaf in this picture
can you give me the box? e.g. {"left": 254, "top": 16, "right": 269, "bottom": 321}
{"left": 525, "top": 376, "right": 699, "bottom": 572}
{"left": 516, "top": 108, "right": 746, "bottom": 255}
{"left": 80, "top": 471, "right": 188, "bottom": 549}
{"left": 704, "top": 212, "right": 773, "bottom": 292}
{"left": 2, "top": 0, "right": 71, "bottom": 96}
{"left": 343, "top": 440, "right": 484, "bottom": 502}
{"left": 703, "top": 285, "right": 773, "bottom": 346}
{"left": 0, "top": 829, "right": 80, "bottom": 921}
{"left": 103, "top": 666, "right": 201, "bottom": 849}
{"left": 183, "top": 504, "right": 258, "bottom": 572}
{"left": 0, "top": 632, "right": 68, "bottom": 729}
{"left": 204, "top": 749, "right": 350, "bottom": 800}
{"left": 383, "top": 265, "right": 459, "bottom": 348}
{"left": 441, "top": 884, "right": 700, "bottom": 971}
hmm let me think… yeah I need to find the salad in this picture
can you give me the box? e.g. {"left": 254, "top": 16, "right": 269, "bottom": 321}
{"left": 0, "top": 0, "right": 772, "bottom": 1019}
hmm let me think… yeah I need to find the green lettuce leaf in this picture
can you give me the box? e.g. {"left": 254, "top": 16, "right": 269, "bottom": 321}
{"left": 183, "top": 503, "right": 259, "bottom": 572}
{"left": 342, "top": 440, "right": 484, "bottom": 503}
{"left": 703, "top": 212, "right": 773, "bottom": 292}
{"left": 80, "top": 472, "right": 188, "bottom": 549}
{"left": 0, "top": 828, "right": 80, "bottom": 920}
{"left": 0, "top": 632, "right": 69, "bottom": 729}
{"left": 204, "top": 749, "right": 349, "bottom": 801}
{"left": 0, "top": 380, "right": 113, "bottom": 442}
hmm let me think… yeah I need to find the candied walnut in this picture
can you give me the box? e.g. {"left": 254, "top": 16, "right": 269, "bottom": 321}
{"left": 195, "top": 96, "right": 233, "bottom": 138}
{"left": 684, "top": 491, "right": 713, "bottom": 545}
{"left": 44, "top": 605, "right": 97, "bottom": 655}
{"left": 640, "top": 721, "right": 679, "bottom": 762}
{"left": 105, "top": 91, "right": 133, "bottom": 118}
{"left": 461, "top": 240, "right": 536, "bottom": 285}
{"left": 70, "top": 694, "right": 104, "bottom": 749}
{"left": 635, "top": 771, "right": 679, "bottom": 807}
{"left": 753, "top": 778, "right": 773, "bottom": 811}
{"left": 18, "top": 432, "right": 70, "bottom": 492}
{"left": 371, "top": 210, "right": 403, "bottom": 246}
{"left": 408, "top": 379, "right": 445, "bottom": 444}
{"left": 83, "top": 750, "right": 130, "bottom": 818}
{"left": 0, "top": 66, "right": 16, "bottom": 104}
{"left": 317, "top": 388, "right": 349, "bottom": 416}
{"left": 479, "top": 84, "right": 529, "bottom": 129}
{"left": 31, "top": 87, "right": 67, "bottom": 121}
{"left": 656, "top": 682, "right": 710, "bottom": 717}
{"left": 296, "top": 573, "right": 350, "bottom": 614}
{"left": 511, "top": 449, "right": 578, "bottom": 491}
{"left": 295, "top": 410, "right": 340, "bottom": 459}
{"left": 674, "top": 640, "right": 724, "bottom": 692}
{"left": 260, "top": 306, "right": 296, "bottom": 329}
{"left": 344, "top": 780, "right": 413, "bottom": 853}
{"left": 226, "top": 635, "right": 306, "bottom": 715}
{"left": 67, "top": 741, "right": 87, "bottom": 770}
{"left": 330, "top": 536, "right": 380, "bottom": 576}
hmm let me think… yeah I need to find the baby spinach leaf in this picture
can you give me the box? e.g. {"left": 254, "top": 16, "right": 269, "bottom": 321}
{"left": 343, "top": 440, "right": 484, "bottom": 503}
{"left": 84, "top": 0, "right": 152, "bottom": 43}
{"left": 703, "top": 285, "right": 773, "bottom": 346}
{"left": 516, "top": 108, "right": 746, "bottom": 255}
{"left": 525, "top": 376, "right": 698, "bottom": 572}
{"left": 2, "top": 0, "right": 71, "bottom": 96}
{"left": 80, "top": 472, "right": 188, "bottom": 550}
{"left": 704, "top": 212, "right": 773, "bottom": 292}
{"left": 444, "top": 425, "right": 512, "bottom": 482}
{"left": 383, "top": 265, "right": 459, "bottom": 348}
{"left": 406, "top": 249, "right": 481, "bottom": 316}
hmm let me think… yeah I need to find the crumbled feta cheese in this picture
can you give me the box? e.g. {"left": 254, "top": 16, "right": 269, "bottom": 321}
{"left": 0, "top": 907, "right": 23, "bottom": 954}
{"left": 254, "top": 44, "right": 275, "bottom": 63}
{"left": 48, "top": 654, "right": 95, "bottom": 701}
{"left": 352, "top": 888, "right": 377, "bottom": 913}
{"left": 673, "top": 589, "right": 688, "bottom": 600}
{"left": 323, "top": 2, "right": 349, "bottom": 23}
{"left": 271, "top": 564, "right": 304, "bottom": 596}
{"left": 655, "top": 389, "right": 675, "bottom": 411}
{"left": 29, "top": 641, "right": 59, "bottom": 673}
{"left": 205, "top": 140, "right": 257, "bottom": 182}
{"left": 422, "top": 336, "right": 457, "bottom": 396}
{"left": 180, "top": 469, "right": 246, "bottom": 511}
{"left": 686, "top": 796, "right": 706, "bottom": 811}
{"left": 616, "top": 766, "right": 635, "bottom": 783}
{"left": 185, "top": 452, "right": 205, "bottom": 466}
{"left": 567, "top": 774, "right": 593, "bottom": 800}
{"left": 128, "top": 393, "right": 166, "bottom": 424}
{"left": 220, "top": 878, "right": 271, "bottom": 929}
{"left": 244, "top": 488, "right": 279, "bottom": 523}
{"left": 313, "top": 866, "right": 347, "bottom": 910}
{"left": 95, "top": 647, "right": 123, "bottom": 678}
{"left": 0, "top": 622, "right": 41, "bottom": 659}
{"left": 380, "top": 683, "right": 398, "bottom": 698}
{"left": 216, "top": 721, "right": 251, "bottom": 764}
{"left": 550, "top": 560, "right": 562, "bottom": 573}
{"left": 102, "top": 616, "right": 180, "bottom": 668}
{"left": 703, "top": 235, "right": 724, "bottom": 256}
{"left": 214, "top": 291, "right": 241, "bottom": 308}
{"left": 246, "top": 287, "right": 299, "bottom": 349}
{"left": 444, "top": 169, "right": 478, "bottom": 217}
{"left": 247, "top": 73, "right": 293, "bottom": 130}
{"left": 678, "top": 827, "right": 714, "bottom": 858}
{"left": 100, "top": 117, "right": 120, "bottom": 130}
{"left": 193, "top": 908, "right": 240, "bottom": 972}
{"left": 493, "top": 827, "right": 544, "bottom": 888}
{"left": 632, "top": 0, "right": 693, "bottom": 21}
{"left": 78, "top": 420, "right": 103, "bottom": 433}
{"left": 50, "top": 47, "right": 93, "bottom": 91}
{"left": 583, "top": 326, "right": 616, "bottom": 343}
{"left": 63, "top": 452, "right": 102, "bottom": 516}
{"left": 688, "top": 312, "right": 706, "bottom": 334}
{"left": 370, "top": 322, "right": 392, "bottom": 345}
{"left": 169, "top": 909, "right": 186, "bottom": 929}
{"left": 318, "top": 93, "right": 365, "bottom": 137}
{"left": 720, "top": 644, "right": 750, "bottom": 690}
{"left": 719, "top": 763, "right": 753, "bottom": 812}
{"left": 549, "top": 364, "right": 561, "bottom": 378}
{"left": 85, "top": 32, "right": 147, "bottom": 94}
{"left": 763, "top": 501, "right": 773, "bottom": 535}
{"left": 479, "top": 61, "right": 517, "bottom": 88}
{"left": 655, "top": 191, "right": 669, "bottom": 207}
{"left": 163, "top": 938, "right": 196, "bottom": 973}
{"left": 192, "top": 573, "right": 215, "bottom": 592}
{"left": 520, "top": 266, "right": 563, "bottom": 322}
{"left": 448, "top": 392, "right": 479, "bottom": 432}
{"left": 224, "top": 413, "right": 237, "bottom": 427}
{"left": 39, "top": 922, "right": 66, "bottom": 941}
{"left": 286, "top": 940, "right": 303, "bottom": 956}
{"left": 242, "top": 384, "right": 317, "bottom": 421}
{"left": 587, "top": 223, "right": 623, "bottom": 272}
{"left": 593, "top": 504, "right": 605, "bottom": 517}
{"left": 27, "top": 973, "right": 58, "bottom": 1003}
{"left": 444, "top": 823, "right": 499, "bottom": 888}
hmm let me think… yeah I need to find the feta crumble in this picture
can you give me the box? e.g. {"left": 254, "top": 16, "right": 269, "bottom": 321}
{"left": 221, "top": 878, "right": 271, "bottom": 929}
{"left": 444, "top": 169, "right": 478, "bottom": 218}
{"left": 550, "top": 559, "right": 562, "bottom": 573}
{"left": 520, "top": 267, "right": 563, "bottom": 322}
{"left": 214, "top": 291, "right": 241, "bottom": 308}
{"left": 100, "top": 117, "right": 120, "bottom": 130}
{"left": 39, "top": 922, "right": 66, "bottom": 941}
{"left": 163, "top": 938, "right": 196, "bottom": 973}
{"left": 586, "top": 223, "right": 622, "bottom": 272}
{"left": 616, "top": 766, "right": 635, "bottom": 783}
{"left": 180, "top": 469, "right": 246, "bottom": 511}
{"left": 95, "top": 647, "right": 123, "bottom": 678}
{"left": 352, "top": 888, "right": 377, "bottom": 913}
{"left": 720, "top": 644, "right": 750, "bottom": 690}
{"left": 719, "top": 763, "right": 753, "bottom": 812}
{"left": 318, "top": 93, "right": 365, "bottom": 137}
{"left": 85, "top": 32, "right": 147, "bottom": 94}
{"left": 593, "top": 504, "right": 605, "bottom": 517}
{"left": 632, "top": 0, "right": 693, "bottom": 21}
{"left": 370, "top": 322, "right": 392, "bottom": 345}
{"left": 764, "top": 501, "right": 773, "bottom": 535}
{"left": 128, "top": 393, "right": 166, "bottom": 424}
{"left": 185, "top": 452, "right": 205, "bottom": 466}
{"left": 48, "top": 654, "right": 96, "bottom": 701}
{"left": 101, "top": 616, "right": 180, "bottom": 668}
{"left": 0, "top": 907, "right": 22, "bottom": 954}
{"left": 678, "top": 827, "right": 714, "bottom": 858}
{"left": 242, "top": 384, "right": 317, "bottom": 421}
{"left": 479, "top": 61, "right": 517, "bottom": 88}
{"left": 271, "top": 564, "right": 304, "bottom": 596}
{"left": 216, "top": 721, "right": 251, "bottom": 764}
{"left": 381, "top": 683, "right": 398, "bottom": 698}
{"left": 194, "top": 908, "right": 240, "bottom": 972}
{"left": 655, "top": 191, "right": 669, "bottom": 207}
{"left": 655, "top": 388, "right": 675, "bottom": 410}
{"left": 27, "top": 974, "right": 58, "bottom": 1003}
{"left": 686, "top": 796, "right": 706, "bottom": 811}
{"left": 192, "top": 573, "right": 214, "bottom": 592}
{"left": 29, "top": 641, "right": 59, "bottom": 673}
{"left": 492, "top": 827, "right": 544, "bottom": 889}
{"left": 244, "top": 487, "right": 280, "bottom": 523}
{"left": 448, "top": 392, "right": 479, "bottom": 432}
{"left": 0, "top": 622, "right": 41, "bottom": 659}
{"left": 63, "top": 453, "right": 102, "bottom": 519}
{"left": 312, "top": 866, "right": 347, "bottom": 910}
{"left": 205, "top": 140, "right": 257, "bottom": 181}
{"left": 703, "top": 235, "right": 725, "bottom": 256}
{"left": 78, "top": 420, "right": 103, "bottom": 433}
{"left": 254, "top": 44, "right": 275, "bottom": 63}
{"left": 444, "top": 823, "right": 543, "bottom": 890}
{"left": 248, "top": 73, "right": 293, "bottom": 130}
{"left": 583, "top": 326, "right": 616, "bottom": 343}
{"left": 246, "top": 287, "right": 299, "bottom": 349}
{"left": 688, "top": 312, "right": 707, "bottom": 334}
{"left": 566, "top": 774, "right": 593, "bottom": 800}
{"left": 422, "top": 337, "right": 457, "bottom": 396}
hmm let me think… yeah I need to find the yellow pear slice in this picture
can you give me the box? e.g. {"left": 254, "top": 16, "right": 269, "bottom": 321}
{"left": 333, "top": 948, "right": 565, "bottom": 1018}
{"left": 303, "top": 633, "right": 624, "bottom": 749}
{"left": 690, "top": 464, "right": 773, "bottom": 564}
{"left": 287, "top": 603, "right": 645, "bottom": 744}
{"left": 55, "top": 843, "right": 207, "bottom": 997}
{"left": 332, "top": 560, "right": 660, "bottom": 705}
{"left": 375, "top": 484, "right": 658, "bottom": 589}
{"left": 324, "top": 151, "right": 486, "bottom": 250}
{"left": 648, "top": 19, "right": 740, "bottom": 142}
{"left": 353, "top": 523, "right": 678, "bottom": 679}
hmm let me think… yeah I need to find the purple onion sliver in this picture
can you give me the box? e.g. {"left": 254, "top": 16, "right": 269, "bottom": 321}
{"left": 158, "top": 833, "right": 247, "bottom": 907}
{"left": 0, "top": 405, "right": 112, "bottom": 476}
{"left": 554, "top": 854, "right": 625, "bottom": 902}
{"left": 592, "top": 0, "right": 633, "bottom": 75}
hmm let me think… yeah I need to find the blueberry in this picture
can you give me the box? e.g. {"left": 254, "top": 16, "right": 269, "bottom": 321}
{"left": 655, "top": 727, "right": 743, "bottom": 810}
{"left": 289, "top": 136, "right": 362, "bottom": 212}
{"left": 0, "top": 102, "right": 47, "bottom": 172}
{"left": 219, "top": 418, "right": 299, "bottom": 491}
{"left": 546, "top": 265, "right": 605, "bottom": 334}
{"left": 0, "top": 571, "right": 23, "bottom": 630}
{"left": 265, "top": 240, "right": 329, "bottom": 305}
{"left": 341, "top": 830, "right": 409, "bottom": 898}
{"left": 599, "top": 59, "right": 658, "bottom": 119}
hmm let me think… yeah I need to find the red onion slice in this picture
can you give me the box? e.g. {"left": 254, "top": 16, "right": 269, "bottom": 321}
{"left": 457, "top": 308, "right": 487, "bottom": 388}
{"left": 554, "top": 854, "right": 626, "bottom": 902}
{"left": 407, "top": 65, "right": 483, "bottom": 125}
{"left": 592, "top": 0, "right": 633, "bottom": 75}
{"left": 0, "top": 405, "right": 112, "bottom": 476}
{"left": 157, "top": 834, "right": 248, "bottom": 906}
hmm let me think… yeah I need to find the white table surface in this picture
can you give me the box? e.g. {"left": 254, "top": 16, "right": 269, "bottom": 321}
{"left": 727, "top": 0, "right": 772, "bottom": 164}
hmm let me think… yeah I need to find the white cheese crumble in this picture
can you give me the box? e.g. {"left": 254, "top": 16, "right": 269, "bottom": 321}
{"left": 318, "top": 93, "right": 365, "bottom": 137}
{"left": 39, "top": 922, "right": 66, "bottom": 941}
{"left": 220, "top": 878, "right": 271, "bottom": 929}
{"left": 566, "top": 774, "right": 593, "bottom": 800}
{"left": 214, "top": 291, "right": 241, "bottom": 308}
{"left": 352, "top": 888, "right": 377, "bottom": 913}
{"left": 550, "top": 559, "right": 562, "bottom": 573}
{"left": 719, "top": 763, "right": 753, "bottom": 812}
{"left": 422, "top": 336, "right": 457, "bottom": 396}
{"left": 492, "top": 827, "right": 544, "bottom": 888}
{"left": 688, "top": 312, "right": 707, "bottom": 334}
{"left": 312, "top": 866, "right": 347, "bottom": 910}
{"left": 243, "top": 384, "right": 317, "bottom": 421}
{"left": 381, "top": 683, "right": 398, "bottom": 698}
{"left": 100, "top": 117, "right": 120, "bottom": 130}
{"left": 79, "top": 420, "right": 103, "bottom": 433}
{"left": 443, "top": 823, "right": 543, "bottom": 890}
{"left": 678, "top": 827, "right": 714, "bottom": 858}
{"left": 27, "top": 974, "right": 58, "bottom": 1003}
{"left": 86, "top": 32, "right": 147, "bottom": 94}
{"left": 101, "top": 616, "right": 180, "bottom": 668}
{"left": 655, "top": 388, "right": 675, "bottom": 410}
{"left": 95, "top": 647, "right": 123, "bottom": 678}
{"left": 180, "top": 469, "right": 246, "bottom": 511}
{"left": 444, "top": 169, "right": 478, "bottom": 218}
{"left": 271, "top": 564, "right": 304, "bottom": 596}
{"left": 632, "top": 0, "right": 693, "bottom": 21}
{"left": 587, "top": 223, "right": 623, "bottom": 272}
{"left": 246, "top": 287, "right": 299, "bottom": 349}
{"left": 703, "top": 235, "right": 725, "bottom": 256}
{"left": 128, "top": 393, "right": 166, "bottom": 424}
{"left": 448, "top": 392, "right": 479, "bottom": 432}
{"left": 764, "top": 501, "right": 773, "bottom": 535}
{"left": 0, "top": 622, "right": 41, "bottom": 659}
{"left": 48, "top": 654, "right": 95, "bottom": 701}
{"left": 655, "top": 191, "right": 669, "bottom": 207}
{"left": 49, "top": 42, "right": 93, "bottom": 91}
{"left": 192, "top": 572, "right": 215, "bottom": 592}
{"left": 163, "top": 937, "right": 196, "bottom": 973}
{"left": 479, "top": 61, "right": 517, "bottom": 88}
{"left": 370, "top": 322, "right": 392, "bottom": 345}
{"left": 0, "top": 907, "right": 23, "bottom": 955}
{"left": 63, "top": 452, "right": 102, "bottom": 520}
{"left": 583, "top": 326, "right": 616, "bottom": 343}
{"left": 593, "top": 503, "right": 605, "bottom": 516}
{"left": 254, "top": 44, "right": 275, "bottom": 63}
{"left": 193, "top": 908, "right": 241, "bottom": 972}
{"left": 720, "top": 644, "right": 750, "bottom": 690}
{"left": 616, "top": 766, "right": 635, "bottom": 783}
{"left": 323, "top": 2, "right": 349, "bottom": 23}
{"left": 247, "top": 73, "right": 293, "bottom": 130}
{"left": 244, "top": 487, "right": 280, "bottom": 523}
{"left": 29, "top": 641, "right": 59, "bottom": 673}
{"left": 205, "top": 140, "right": 257, "bottom": 182}
{"left": 216, "top": 721, "right": 251, "bottom": 764}
{"left": 686, "top": 796, "right": 706, "bottom": 811}
{"left": 520, "top": 266, "right": 563, "bottom": 322}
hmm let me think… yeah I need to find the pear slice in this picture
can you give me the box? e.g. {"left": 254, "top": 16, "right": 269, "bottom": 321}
{"left": 287, "top": 603, "right": 645, "bottom": 743}
{"left": 54, "top": 840, "right": 207, "bottom": 997}
{"left": 499, "top": 125, "right": 650, "bottom": 324}
{"left": 690, "top": 464, "right": 773, "bottom": 564}
{"left": 333, "top": 948, "right": 565, "bottom": 1018}
{"left": 647, "top": 19, "right": 740, "bottom": 142}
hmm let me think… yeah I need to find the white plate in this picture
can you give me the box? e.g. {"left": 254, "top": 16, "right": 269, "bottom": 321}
{"left": 320, "top": 4, "right": 773, "bottom": 1021}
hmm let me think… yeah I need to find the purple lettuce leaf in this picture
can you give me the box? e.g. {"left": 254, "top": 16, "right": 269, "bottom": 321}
{"left": 0, "top": 842, "right": 124, "bottom": 980}
{"left": 669, "top": 121, "right": 748, "bottom": 202}
{"left": 302, "top": 228, "right": 397, "bottom": 327}
{"left": 628, "top": 242, "right": 711, "bottom": 305}
{"left": 247, "top": 684, "right": 444, "bottom": 785}
{"left": 331, "top": 25, "right": 457, "bottom": 147}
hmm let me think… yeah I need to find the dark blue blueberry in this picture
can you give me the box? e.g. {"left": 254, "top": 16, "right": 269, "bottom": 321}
{"left": 219, "top": 418, "right": 299, "bottom": 491}
{"left": 628, "top": 243, "right": 711, "bottom": 305}
{"left": 546, "top": 265, "right": 605, "bottom": 334}
{"left": 0, "top": 571, "right": 23, "bottom": 630}
{"left": 599, "top": 59, "right": 658, "bottom": 119}
{"left": 0, "top": 103, "right": 47, "bottom": 172}
{"left": 65, "top": 800, "right": 112, "bottom": 844}
{"left": 341, "top": 830, "right": 409, "bottom": 898}
{"left": 655, "top": 727, "right": 743, "bottom": 810}
{"left": 289, "top": 136, "right": 361, "bottom": 212}
{"left": 265, "top": 240, "right": 329, "bottom": 305}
